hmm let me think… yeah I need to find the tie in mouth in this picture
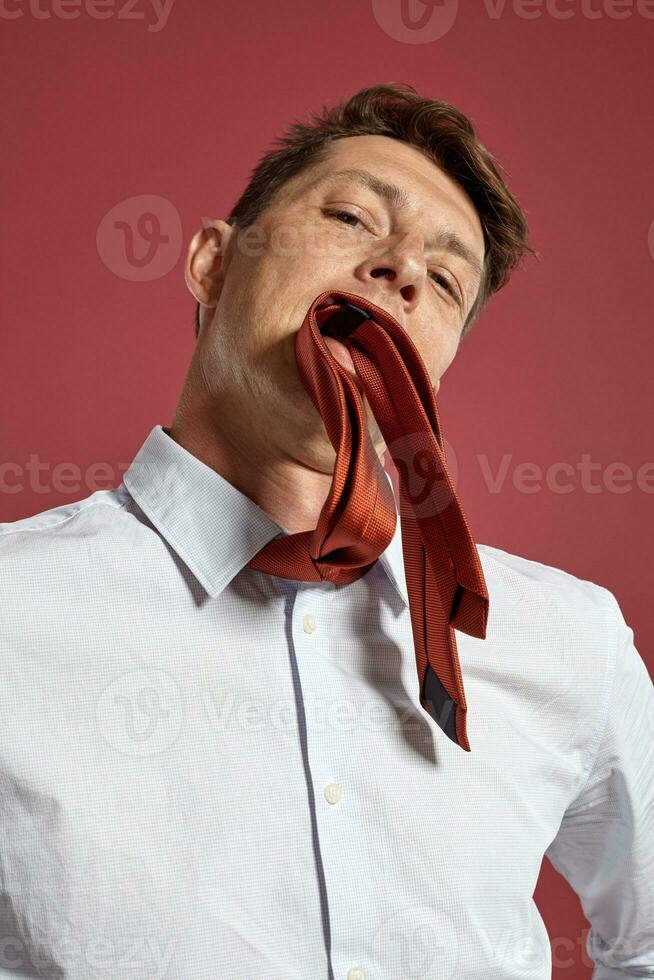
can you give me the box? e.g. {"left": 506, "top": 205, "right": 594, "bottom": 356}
{"left": 319, "top": 298, "right": 373, "bottom": 341}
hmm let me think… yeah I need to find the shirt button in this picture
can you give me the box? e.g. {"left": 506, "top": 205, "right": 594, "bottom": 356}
{"left": 302, "top": 613, "right": 316, "bottom": 634}
{"left": 347, "top": 969, "right": 366, "bottom": 980}
{"left": 324, "top": 783, "right": 342, "bottom": 805}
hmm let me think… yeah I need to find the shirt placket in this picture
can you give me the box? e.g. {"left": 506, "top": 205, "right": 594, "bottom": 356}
{"left": 291, "top": 579, "right": 378, "bottom": 980}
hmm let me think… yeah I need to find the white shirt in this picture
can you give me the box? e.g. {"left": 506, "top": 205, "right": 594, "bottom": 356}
{"left": 0, "top": 422, "right": 652, "bottom": 980}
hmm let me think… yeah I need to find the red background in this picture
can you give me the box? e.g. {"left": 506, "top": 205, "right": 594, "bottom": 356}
{"left": 2, "top": 1, "right": 653, "bottom": 976}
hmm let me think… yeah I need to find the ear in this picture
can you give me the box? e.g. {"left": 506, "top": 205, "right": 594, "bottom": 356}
{"left": 184, "top": 219, "right": 235, "bottom": 311}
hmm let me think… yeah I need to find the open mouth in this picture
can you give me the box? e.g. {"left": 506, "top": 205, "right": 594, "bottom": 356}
{"left": 318, "top": 299, "right": 372, "bottom": 341}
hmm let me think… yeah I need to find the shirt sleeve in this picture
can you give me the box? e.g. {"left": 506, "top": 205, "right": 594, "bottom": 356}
{"left": 544, "top": 586, "right": 654, "bottom": 979}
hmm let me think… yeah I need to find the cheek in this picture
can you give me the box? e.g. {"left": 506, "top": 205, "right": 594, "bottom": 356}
{"left": 414, "top": 329, "right": 459, "bottom": 385}
{"left": 296, "top": 218, "right": 360, "bottom": 274}
{"left": 257, "top": 215, "right": 328, "bottom": 274}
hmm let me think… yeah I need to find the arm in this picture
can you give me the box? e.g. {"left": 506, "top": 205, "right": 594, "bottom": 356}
{"left": 544, "top": 587, "right": 654, "bottom": 979}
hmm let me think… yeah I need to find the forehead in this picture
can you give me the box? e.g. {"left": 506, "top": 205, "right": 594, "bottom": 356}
{"left": 291, "top": 134, "right": 485, "bottom": 254}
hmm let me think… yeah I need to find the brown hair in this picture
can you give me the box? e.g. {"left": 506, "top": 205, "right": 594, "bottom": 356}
{"left": 194, "top": 81, "right": 536, "bottom": 339}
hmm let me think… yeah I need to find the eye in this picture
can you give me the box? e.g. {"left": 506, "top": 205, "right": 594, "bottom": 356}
{"left": 429, "top": 271, "right": 453, "bottom": 293}
{"left": 324, "top": 208, "right": 365, "bottom": 229}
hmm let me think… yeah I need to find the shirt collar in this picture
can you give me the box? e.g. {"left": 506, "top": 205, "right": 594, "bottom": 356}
{"left": 121, "top": 425, "right": 409, "bottom": 607}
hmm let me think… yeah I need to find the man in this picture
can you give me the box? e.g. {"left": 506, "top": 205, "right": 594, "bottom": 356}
{"left": 1, "top": 82, "right": 652, "bottom": 979}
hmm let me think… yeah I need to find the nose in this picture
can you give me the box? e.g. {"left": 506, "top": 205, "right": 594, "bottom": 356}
{"left": 358, "top": 229, "right": 427, "bottom": 308}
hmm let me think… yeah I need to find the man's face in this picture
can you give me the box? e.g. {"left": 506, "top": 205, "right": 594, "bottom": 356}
{"left": 191, "top": 134, "right": 485, "bottom": 471}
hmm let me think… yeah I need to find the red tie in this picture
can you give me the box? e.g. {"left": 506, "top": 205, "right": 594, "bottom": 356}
{"left": 248, "top": 290, "right": 489, "bottom": 751}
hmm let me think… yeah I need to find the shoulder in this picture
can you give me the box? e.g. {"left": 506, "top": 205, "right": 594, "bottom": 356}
{"left": 0, "top": 484, "right": 163, "bottom": 636}
{"left": 476, "top": 540, "right": 620, "bottom": 628}
{"left": 0, "top": 485, "right": 133, "bottom": 551}
{"left": 0, "top": 485, "right": 146, "bottom": 594}
{"left": 476, "top": 543, "right": 633, "bottom": 774}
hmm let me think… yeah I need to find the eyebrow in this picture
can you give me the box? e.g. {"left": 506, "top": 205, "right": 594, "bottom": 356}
{"left": 311, "top": 167, "right": 484, "bottom": 286}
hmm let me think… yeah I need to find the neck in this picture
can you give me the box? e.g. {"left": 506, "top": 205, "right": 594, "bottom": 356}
{"left": 168, "top": 376, "right": 344, "bottom": 537}
{"left": 169, "top": 421, "right": 341, "bottom": 535}
{"left": 169, "top": 339, "right": 389, "bottom": 534}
